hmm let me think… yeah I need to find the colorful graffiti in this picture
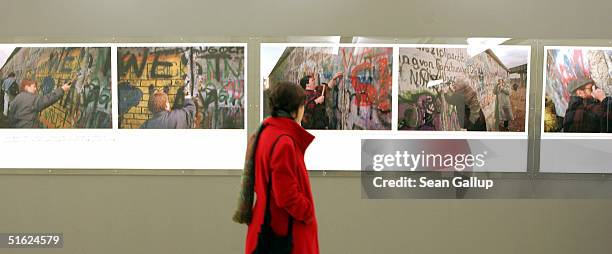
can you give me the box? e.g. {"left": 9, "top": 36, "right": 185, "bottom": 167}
{"left": 398, "top": 47, "right": 526, "bottom": 131}
{"left": 0, "top": 47, "right": 112, "bottom": 128}
{"left": 546, "top": 48, "right": 612, "bottom": 117}
{"left": 117, "top": 46, "right": 245, "bottom": 129}
{"left": 266, "top": 47, "right": 393, "bottom": 130}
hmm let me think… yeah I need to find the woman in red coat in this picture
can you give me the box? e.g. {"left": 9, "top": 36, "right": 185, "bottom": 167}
{"left": 245, "top": 81, "right": 319, "bottom": 254}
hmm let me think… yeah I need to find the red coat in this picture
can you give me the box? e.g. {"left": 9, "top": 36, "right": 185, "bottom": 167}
{"left": 245, "top": 117, "right": 318, "bottom": 254}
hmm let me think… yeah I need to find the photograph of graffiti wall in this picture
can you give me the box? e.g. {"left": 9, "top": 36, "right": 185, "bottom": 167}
{"left": 544, "top": 47, "right": 612, "bottom": 133}
{"left": 0, "top": 47, "right": 112, "bottom": 128}
{"left": 263, "top": 46, "right": 392, "bottom": 130}
{"left": 118, "top": 46, "right": 245, "bottom": 129}
{"left": 398, "top": 46, "right": 529, "bottom": 132}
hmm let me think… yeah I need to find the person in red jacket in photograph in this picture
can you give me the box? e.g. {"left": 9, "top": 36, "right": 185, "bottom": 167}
{"left": 239, "top": 81, "right": 318, "bottom": 254}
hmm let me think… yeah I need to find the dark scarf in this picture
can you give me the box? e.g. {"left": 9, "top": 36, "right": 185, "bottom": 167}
{"left": 233, "top": 110, "right": 293, "bottom": 224}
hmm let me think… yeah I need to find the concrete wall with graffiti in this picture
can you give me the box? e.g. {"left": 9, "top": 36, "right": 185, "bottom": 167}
{"left": 117, "top": 46, "right": 244, "bottom": 129}
{"left": 398, "top": 47, "right": 519, "bottom": 131}
{"left": 267, "top": 47, "right": 392, "bottom": 130}
{"left": 545, "top": 48, "right": 612, "bottom": 117}
{"left": 0, "top": 47, "right": 112, "bottom": 128}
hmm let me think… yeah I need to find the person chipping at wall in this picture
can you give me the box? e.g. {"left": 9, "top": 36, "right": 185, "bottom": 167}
{"left": 563, "top": 78, "right": 612, "bottom": 133}
{"left": 139, "top": 85, "right": 196, "bottom": 129}
{"left": 299, "top": 72, "right": 343, "bottom": 129}
{"left": 443, "top": 78, "right": 487, "bottom": 131}
{"left": 8, "top": 79, "right": 70, "bottom": 128}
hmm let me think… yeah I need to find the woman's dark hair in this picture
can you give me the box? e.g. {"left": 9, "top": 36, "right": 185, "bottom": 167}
{"left": 269, "top": 81, "right": 306, "bottom": 117}
{"left": 8, "top": 72, "right": 15, "bottom": 78}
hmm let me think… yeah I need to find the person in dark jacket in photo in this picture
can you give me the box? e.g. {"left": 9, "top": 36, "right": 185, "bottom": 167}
{"left": 443, "top": 78, "right": 487, "bottom": 131}
{"left": 139, "top": 88, "right": 196, "bottom": 129}
{"left": 300, "top": 74, "right": 327, "bottom": 129}
{"left": 2, "top": 72, "right": 17, "bottom": 117}
{"left": 8, "top": 79, "right": 70, "bottom": 128}
{"left": 299, "top": 72, "right": 343, "bottom": 129}
{"left": 563, "top": 78, "right": 612, "bottom": 133}
{"left": 243, "top": 81, "right": 319, "bottom": 254}
{"left": 600, "top": 91, "right": 612, "bottom": 132}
